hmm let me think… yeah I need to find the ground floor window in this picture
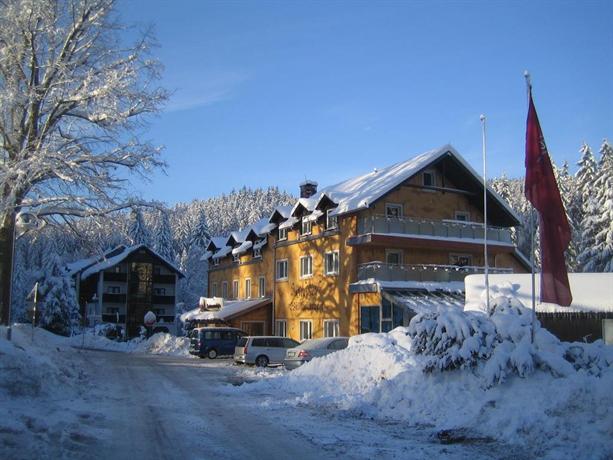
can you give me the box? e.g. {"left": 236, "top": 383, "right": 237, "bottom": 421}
{"left": 241, "top": 321, "right": 265, "bottom": 336}
{"left": 323, "top": 319, "right": 340, "bottom": 337}
{"left": 275, "top": 319, "right": 287, "bottom": 337}
{"left": 299, "top": 320, "right": 313, "bottom": 341}
{"left": 360, "top": 305, "right": 380, "bottom": 333}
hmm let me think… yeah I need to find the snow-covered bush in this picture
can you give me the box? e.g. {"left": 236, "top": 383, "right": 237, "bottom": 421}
{"left": 38, "top": 254, "right": 80, "bottom": 336}
{"left": 408, "top": 308, "right": 497, "bottom": 372}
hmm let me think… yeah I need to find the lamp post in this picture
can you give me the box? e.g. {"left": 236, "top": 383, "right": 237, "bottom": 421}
{"left": 6, "top": 211, "right": 40, "bottom": 341}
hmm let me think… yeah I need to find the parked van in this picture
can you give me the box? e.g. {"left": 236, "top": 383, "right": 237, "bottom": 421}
{"left": 234, "top": 336, "right": 300, "bottom": 367}
{"left": 189, "top": 327, "right": 246, "bottom": 359}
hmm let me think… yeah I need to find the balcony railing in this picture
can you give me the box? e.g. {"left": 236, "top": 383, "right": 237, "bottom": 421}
{"left": 357, "top": 215, "right": 512, "bottom": 244}
{"left": 358, "top": 262, "right": 513, "bottom": 283}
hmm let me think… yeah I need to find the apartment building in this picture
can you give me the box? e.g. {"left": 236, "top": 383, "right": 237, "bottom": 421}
{"left": 202, "top": 145, "right": 529, "bottom": 341}
{"left": 68, "top": 244, "right": 184, "bottom": 337}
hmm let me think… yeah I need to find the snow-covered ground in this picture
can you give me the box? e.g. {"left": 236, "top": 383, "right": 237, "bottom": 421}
{"left": 231, "top": 304, "right": 613, "bottom": 459}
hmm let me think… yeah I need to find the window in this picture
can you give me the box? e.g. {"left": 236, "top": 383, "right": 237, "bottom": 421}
{"left": 385, "top": 203, "right": 403, "bottom": 218}
{"left": 275, "top": 319, "right": 287, "bottom": 337}
{"left": 450, "top": 253, "right": 473, "bottom": 267}
{"left": 253, "top": 247, "right": 262, "bottom": 258}
{"left": 299, "top": 320, "right": 313, "bottom": 341}
{"left": 276, "top": 259, "right": 288, "bottom": 281}
{"left": 360, "top": 306, "right": 381, "bottom": 333}
{"left": 259, "top": 276, "right": 265, "bottom": 298}
{"left": 213, "top": 258, "right": 220, "bottom": 266}
{"left": 325, "top": 251, "right": 340, "bottom": 275}
{"left": 278, "top": 227, "right": 288, "bottom": 241}
{"left": 423, "top": 170, "right": 435, "bottom": 187}
{"left": 221, "top": 281, "right": 228, "bottom": 299}
{"left": 245, "top": 278, "right": 252, "bottom": 299}
{"left": 107, "top": 307, "right": 119, "bottom": 314}
{"left": 300, "top": 255, "right": 313, "bottom": 278}
{"left": 382, "top": 298, "right": 393, "bottom": 333}
{"left": 211, "top": 282, "right": 218, "bottom": 297}
{"left": 153, "top": 308, "right": 165, "bottom": 316}
{"left": 326, "top": 209, "right": 338, "bottom": 230}
{"left": 323, "top": 319, "right": 340, "bottom": 338}
{"left": 454, "top": 211, "right": 470, "bottom": 222}
{"left": 301, "top": 217, "right": 312, "bottom": 236}
{"left": 386, "top": 249, "right": 403, "bottom": 265}
{"left": 114, "top": 266, "right": 122, "bottom": 273}
{"left": 107, "top": 286, "right": 120, "bottom": 294}
{"left": 232, "top": 280, "right": 239, "bottom": 299}
{"left": 233, "top": 253, "right": 240, "bottom": 263}
{"left": 153, "top": 287, "right": 166, "bottom": 296}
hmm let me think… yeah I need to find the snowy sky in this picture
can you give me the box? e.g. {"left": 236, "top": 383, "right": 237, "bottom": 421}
{"left": 117, "top": 0, "right": 613, "bottom": 205}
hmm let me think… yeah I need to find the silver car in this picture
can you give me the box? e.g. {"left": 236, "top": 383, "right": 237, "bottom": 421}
{"left": 284, "top": 337, "right": 349, "bottom": 370}
{"left": 234, "top": 336, "right": 300, "bottom": 367}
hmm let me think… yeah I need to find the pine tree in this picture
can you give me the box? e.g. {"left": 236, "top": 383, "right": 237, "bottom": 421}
{"left": 39, "top": 253, "right": 80, "bottom": 336}
{"left": 590, "top": 140, "right": 613, "bottom": 271}
{"left": 128, "top": 207, "right": 151, "bottom": 247}
{"left": 575, "top": 143, "right": 599, "bottom": 271}
{"left": 153, "top": 209, "right": 175, "bottom": 262}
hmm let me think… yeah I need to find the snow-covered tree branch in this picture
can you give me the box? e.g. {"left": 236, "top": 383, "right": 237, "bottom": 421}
{"left": 0, "top": 0, "right": 168, "bottom": 324}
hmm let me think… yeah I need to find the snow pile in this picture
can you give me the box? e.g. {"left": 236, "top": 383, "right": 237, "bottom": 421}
{"left": 236, "top": 297, "right": 613, "bottom": 458}
{"left": 132, "top": 333, "right": 192, "bottom": 357}
{"left": 0, "top": 326, "right": 85, "bottom": 398}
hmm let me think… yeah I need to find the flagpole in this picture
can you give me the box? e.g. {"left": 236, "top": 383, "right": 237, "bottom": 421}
{"left": 480, "top": 114, "right": 490, "bottom": 315}
{"left": 524, "top": 70, "right": 537, "bottom": 344}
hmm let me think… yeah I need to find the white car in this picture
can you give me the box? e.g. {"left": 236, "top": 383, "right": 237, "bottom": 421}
{"left": 283, "top": 337, "right": 349, "bottom": 370}
{"left": 234, "top": 336, "right": 300, "bottom": 367}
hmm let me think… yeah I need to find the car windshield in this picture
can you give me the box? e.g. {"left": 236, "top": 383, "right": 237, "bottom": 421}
{"left": 301, "top": 339, "right": 329, "bottom": 350}
{"left": 236, "top": 337, "right": 248, "bottom": 347}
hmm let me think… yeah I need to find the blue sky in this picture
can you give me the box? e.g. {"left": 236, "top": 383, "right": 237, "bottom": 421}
{"left": 118, "top": 0, "right": 613, "bottom": 204}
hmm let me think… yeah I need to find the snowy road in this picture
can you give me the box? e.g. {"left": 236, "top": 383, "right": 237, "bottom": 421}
{"left": 2, "top": 348, "right": 532, "bottom": 460}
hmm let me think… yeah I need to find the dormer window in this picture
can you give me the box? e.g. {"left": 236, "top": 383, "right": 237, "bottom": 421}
{"left": 278, "top": 227, "right": 288, "bottom": 241}
{"left": 253, "top": 247, "right": 262, "bottom": 258}
{"left": 423, "top": 171, "right": 435, "bottom": 187}
{"left": 301, "top": 217, "right": 312, "bottom": 236}
{"left": 213, "top": 258, "right": 220, "bottom": 266}
{"left": 233, "top": 253, "right": 240, "bottom": 263}
{"left": 326, "top": 209, "right": 338, "bottom": 230}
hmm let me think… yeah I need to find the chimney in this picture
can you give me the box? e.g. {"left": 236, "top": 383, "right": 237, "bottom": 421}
{"left": 299, "top": 179, "right": 318, "bottom": 198}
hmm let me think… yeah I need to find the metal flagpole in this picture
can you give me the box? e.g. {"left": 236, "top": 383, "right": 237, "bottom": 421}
{"left": 480, "top": 115, "right": 490, "bottom": 315}
{"left": 524, "top": 70, "right": 537, "bottom": 344}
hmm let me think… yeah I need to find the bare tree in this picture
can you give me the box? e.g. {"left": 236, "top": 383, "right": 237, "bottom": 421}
{"left": 0, "top": 0, "right": 168, "bottom": 324}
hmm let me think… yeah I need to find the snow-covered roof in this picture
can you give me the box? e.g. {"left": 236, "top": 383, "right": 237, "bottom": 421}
{"left": 464, "top": 273, "right": 613, "bottom": 313}
{"left": 269, "top": 205, "right": 293, "bottom": 223}
{"left": 290, "top": 197, "right": 318, "bottom": 217}
{"left": 212, "top": 245, "right": 232, "bottom": 260}
{"left": 299, "top": 179, "right": 318, "bottom": 186}
{"left": 79, "top": 244, "right": 184, "bottom": 279}
{"left": 180, "top": 298, "right": 271, "bottom": 322}
{"left": 232, "top": 240, "right": 253, "bottom": 256}
{"left": 382, "top": 289, "right": 466, "bottom": 314}
{"left": 278, "top": 216, "right": 299, "bottom": 230}
{"left": 315, "top": 144, "right": 520, "bottom": 224}
{"left": 303, "top": 210, "right": 324, "bottom": 223}
{"left": 207, "top": 236, "right": 228, "bottom": 250}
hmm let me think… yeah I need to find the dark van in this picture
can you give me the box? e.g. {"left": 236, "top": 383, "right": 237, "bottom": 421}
{"left": 189, "top": 327, "right": 246, "bottom": 359}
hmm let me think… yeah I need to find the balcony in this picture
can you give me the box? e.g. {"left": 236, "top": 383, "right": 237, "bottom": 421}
{"left": 358, "top": 262, "right": 513, "bottom": 283}
{"left": 357, "top": 215, "right": 512, "bottom": 244}
{"left": 152, "top": 295, "right": 176, "bottom": 305}
{"left": 102, "top": 293, "right": 127, "bottom": 303}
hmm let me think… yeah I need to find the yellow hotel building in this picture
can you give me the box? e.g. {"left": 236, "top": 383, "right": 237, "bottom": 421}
{"left": 200, "top": 145, "right": 529, "bottom": 341}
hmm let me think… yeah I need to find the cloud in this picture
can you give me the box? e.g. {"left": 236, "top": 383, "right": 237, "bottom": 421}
{"left": 164, "top": 70, "right": 249, "bottom": 113}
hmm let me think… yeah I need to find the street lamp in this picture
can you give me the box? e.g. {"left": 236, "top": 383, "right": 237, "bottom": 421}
{"left": 6, "top": 211, "right": 41, "bottom": 341}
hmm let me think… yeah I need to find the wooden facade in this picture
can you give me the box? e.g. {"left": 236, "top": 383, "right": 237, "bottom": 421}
{"left": 206, "top": 147, "right": 528, "bottom": 341}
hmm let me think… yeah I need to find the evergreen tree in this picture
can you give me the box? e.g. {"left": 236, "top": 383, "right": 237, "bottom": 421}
{"left": 128, "top": 207, "right": 151, "bottom": 247}
{"left": 39, "top": 253, "right": 80, "bottom": 336}
{"left": 590, "top": 140, "right": 613, "bottom": 271}
{"left": 153, "top": 209, "right": 175, "bottom": 261}
{"left": 575, "top": 144, "right": 599, "bottom": 271}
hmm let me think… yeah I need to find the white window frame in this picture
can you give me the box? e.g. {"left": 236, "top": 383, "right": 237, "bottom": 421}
{"left": 301, "top": 217, "right": 312, "bottom": 236}
{"left": 278, "top": 227, "right": 288, "bottom": 241}
{"left": 324, "top": 250, "right": 340, "bottom": 275}
{"left": 385, "top": 249, "right": 403, "bottom": 265}
{"left": 245, "top": 278, "right": 252, "bottom": 299}
{"left": 385, "top": 203, "right": 403, "bottom": 218}
{"left": 259, "top": 276, "right": 266, "bottom": 298}
{"left": 323, "top": 319, "right": 340, "bottom": 338}
{"left": 423, "top": 170, "right": 435, "bottom": 187}
{"left": 299, "top": 320, "right": 313, "bottom": 341}
{"left": 300, "top": 255, "right": 313, "bottom": 279}
{"left": 326, "top": 209, "right": 338, "bottom": 230}
{"left": 275, "top": 319, "right": 287, "bottom": 337}
{"left": 108, "top": 286, "right": 121, "bottom": 294}
{"left": 232, "top": 279, "right": 239, "bottom": 299}
{"left": 232, "top": 253, "right": 240, "bottom": 263}
{"left": 454, "top": 211, "right": 470, "bottom": 222}
{"left": 276, "top": 259, "right": 288, "bottom": 281}
{"left": 221, "top": 281, "right": 228, "bottom": 299}
{"left": 211, "top": 282, "right": 218, "bottom": 297}
{"left": 213, "top": 257, "right": 220, "bottom": 266}
{"left": 253, "top": 247, "right": 262, "bottom": 258}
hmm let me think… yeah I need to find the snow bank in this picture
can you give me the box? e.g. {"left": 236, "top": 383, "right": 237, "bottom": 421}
{"left": 68, "top": 331, "right": 193, "bottom": 357}
{"left": 235, "top": 301, "right": 613, "bottom": 459}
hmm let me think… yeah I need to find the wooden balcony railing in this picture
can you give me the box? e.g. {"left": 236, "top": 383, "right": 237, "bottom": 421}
{"left": 357, "top": 215, "right": 512, "bottom": 244}
{"left": 357, "top": 262, "right": 513, "bottom": 283}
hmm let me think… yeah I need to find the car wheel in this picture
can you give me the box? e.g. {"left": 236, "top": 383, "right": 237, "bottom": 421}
{"left": 255, "top": 355, "right": 269, "bottom": 367}
{"left": 207, "top": 349, "right": 218, "bottom": 359}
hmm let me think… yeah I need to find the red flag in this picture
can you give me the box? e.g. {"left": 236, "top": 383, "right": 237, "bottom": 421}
{"left": 525, "top": 90, "right": 572, "bottom": 306}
